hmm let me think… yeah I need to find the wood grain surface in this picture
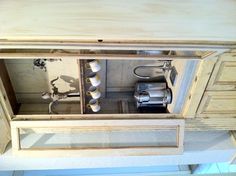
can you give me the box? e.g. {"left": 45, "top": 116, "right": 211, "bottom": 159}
{"left": 0, "top": 0, "right": 236, "bottom": 41}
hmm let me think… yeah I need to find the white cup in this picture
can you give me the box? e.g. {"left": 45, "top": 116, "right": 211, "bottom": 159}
{"left": 87, "top": 99, "right": 101, "bottom": 112}
{"left": 87, "top": 86, "right": 101, "bottom": 99}
{"left": 86, "top": 72, "right": 101, "bottom": 87}
{"left": 86, "top": 60, "right": 101, "bottom": 72}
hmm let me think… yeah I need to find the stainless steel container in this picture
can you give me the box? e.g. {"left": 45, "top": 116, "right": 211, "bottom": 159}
{"left": 134, "top": 82, "right": 172, "bottom": 110}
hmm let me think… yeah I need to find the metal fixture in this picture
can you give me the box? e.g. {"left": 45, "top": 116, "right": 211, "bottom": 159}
{"left": 41, "top": 77, "right": 80, "bottom": 114}
{"left": 133, "top": 61, "right": 172, "bottom": 79}
{"left": 169, "top": 66, "right": 178, "bottom": 86}
{"left": 134, "top": 82, "right": 172, "bottom": 111}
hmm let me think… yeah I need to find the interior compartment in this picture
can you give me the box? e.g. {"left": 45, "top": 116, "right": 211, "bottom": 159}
{"left": 82, "top": 59, "right": 198, "bottom": 114}
{"left": 4, "top": 58, "right": 81, "bottom": 115}
{"left": 0, "top": 49, "right": 202, "bottom": 116}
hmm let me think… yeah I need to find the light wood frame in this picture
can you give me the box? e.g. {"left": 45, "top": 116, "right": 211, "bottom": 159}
{"left": 197, "top": 91, "right": 236, "bottom": 117}
{"left": 1, "top": 41, "right": 235, "bottom": 157}
{"left": 207, "top": 53, "right": 236, "bottom": 91}
{"left": 0, "top": 42, "right": 228, "bottom": 120}
{"left": 11, "top": 119, "right": 184, "bottom": 157}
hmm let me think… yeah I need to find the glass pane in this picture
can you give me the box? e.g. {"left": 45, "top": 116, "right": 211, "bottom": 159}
{"left": 19, "top": 128, "right": 177, "bottom": 149}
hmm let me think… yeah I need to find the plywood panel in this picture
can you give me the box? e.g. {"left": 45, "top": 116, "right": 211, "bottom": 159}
{"left": 197, "top": 91, "right": 236, "bottom": 117}
{"left": 207, "top": 53, "right": 236, "bottom": 90}
{"left": 0, "top": 0, "right": 236, "bottom": 41}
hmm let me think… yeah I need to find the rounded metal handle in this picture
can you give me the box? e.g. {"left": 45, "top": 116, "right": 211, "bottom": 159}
{"left": 133, "top": 61, "right": 172, "bottom": 79}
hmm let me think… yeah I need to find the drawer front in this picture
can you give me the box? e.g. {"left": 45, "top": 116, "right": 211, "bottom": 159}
{"left": 207, "top": 53, "right": 236, "bottom": 91}
{"left": 197, "top": 91, "right": 236, "bottom": 117}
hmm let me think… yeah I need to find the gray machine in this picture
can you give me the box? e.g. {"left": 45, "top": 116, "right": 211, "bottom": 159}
{"left": 134, "top": 82, "right": 172, "bottom": 112}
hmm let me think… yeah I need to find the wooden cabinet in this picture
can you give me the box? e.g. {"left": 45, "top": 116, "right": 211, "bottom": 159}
{"left": 207, "top": 53, "right": 236, "bottom": 91}
{"left": 0, "top": 42, "right": 233, "bottom": 156}
{"left": 0, "top": 0, "right": 236, "bottom": 158}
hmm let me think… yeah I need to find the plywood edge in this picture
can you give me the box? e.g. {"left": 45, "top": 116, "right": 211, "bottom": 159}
{"left": 0, "top": 40, "right": 235, "bottom": 50}
{"left": 0, "top": 104, "right": 11, "bottom": 154}
{"left": 13, "top": 113, "right": 183, "bottom": 120}
{"left": 10, "top": 119, "right": 185, "bottom": 128}
{"left": 0, "top": 78, "right": 15, "bottom": 121}
{"left": 0, "top": 60, "right": 18, "bottom": 116}
{"left": 182, "top": 56, "right": 218, "bottom": 118}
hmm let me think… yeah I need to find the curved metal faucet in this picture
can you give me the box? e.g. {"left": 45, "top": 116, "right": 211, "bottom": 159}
{"left": 133, "top": 61, "right": 172, "bottom": 79}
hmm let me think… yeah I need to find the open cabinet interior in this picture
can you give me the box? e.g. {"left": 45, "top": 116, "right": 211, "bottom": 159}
{"left": 4, "top": 58, "right": 81, "bottom": 115}
{"left": 0, "top": 49, "right": 210, "bottom": 117}
{"left": 0, "top": 47, "right": 221, "bottom": 156}
{"left": 81, "top": 58, "right": 198, "bottom": 115}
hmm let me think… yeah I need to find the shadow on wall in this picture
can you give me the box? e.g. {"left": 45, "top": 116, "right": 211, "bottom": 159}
{"left": 60, "top": 75, "right": 79, "bottom": 94}
{"left": 5, "top": 59, "right": 80, "bottom": 103}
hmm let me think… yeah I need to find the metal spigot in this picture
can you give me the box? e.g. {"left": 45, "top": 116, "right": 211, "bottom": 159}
{"left": 133, "top": 61, "right": 172, "bottom": 79}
